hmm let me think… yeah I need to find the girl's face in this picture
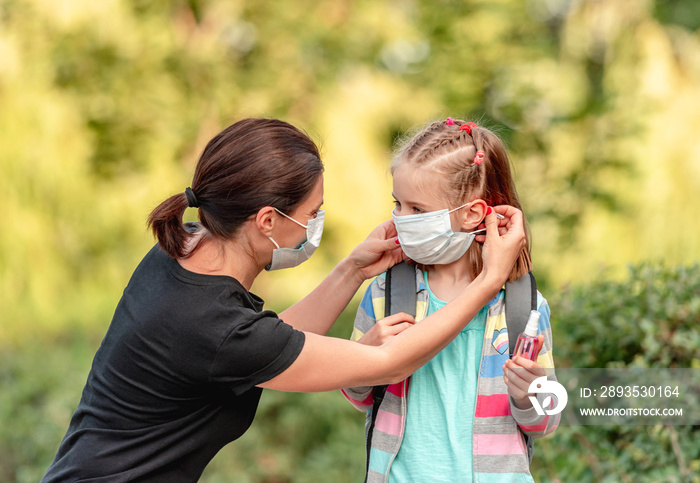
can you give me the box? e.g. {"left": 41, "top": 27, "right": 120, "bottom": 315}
{"left": 391, "top": 164, "right": 448, "bottom": 217}
{"left": 392, "top": 163, "right": 486, "bottom": 232}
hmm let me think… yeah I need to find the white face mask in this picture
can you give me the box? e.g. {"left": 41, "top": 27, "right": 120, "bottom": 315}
{"left": 265, "top": 208, "right": 324, "bottom": 271}
{"left": 392, "top": 202, "right": 484, "bottom": 265}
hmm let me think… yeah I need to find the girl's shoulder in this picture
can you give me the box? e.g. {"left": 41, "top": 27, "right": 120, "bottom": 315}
{"left": 368, "top": 271, "right": 386, "bottom": 294}
{"left": 536, "top": 290, "right": 550, "bottom": 310}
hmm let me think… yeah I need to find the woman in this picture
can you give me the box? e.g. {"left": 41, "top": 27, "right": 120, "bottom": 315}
{"left": 42, "top": 118, "right": 526, "bottom": 482}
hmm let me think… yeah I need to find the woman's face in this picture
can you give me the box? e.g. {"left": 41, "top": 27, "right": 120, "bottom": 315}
{"left": 276, "top": 175, "right": 324, "bottom": 249}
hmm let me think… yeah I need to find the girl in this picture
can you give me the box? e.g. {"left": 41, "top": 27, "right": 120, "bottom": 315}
{"left": 42, "top": 118, "right": 526, "bottom": 482}
{"left": 343, "top": 118, "right": 558, "bottom": 482}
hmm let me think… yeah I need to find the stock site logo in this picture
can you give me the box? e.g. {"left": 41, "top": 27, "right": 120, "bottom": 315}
{"left": 528, "top": 376, "right": 568, "bottom": 416}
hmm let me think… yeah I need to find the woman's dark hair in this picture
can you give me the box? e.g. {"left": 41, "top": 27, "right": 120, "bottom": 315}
{"left": 148, "top": 118, "right": 324, "bottom": 258}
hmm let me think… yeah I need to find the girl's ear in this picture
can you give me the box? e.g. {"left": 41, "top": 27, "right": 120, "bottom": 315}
{"left": 255, "top": 206, "right": 277, "bottom": 237}
{"left": 459, "top": 199, "right": 487, "bottom": 230}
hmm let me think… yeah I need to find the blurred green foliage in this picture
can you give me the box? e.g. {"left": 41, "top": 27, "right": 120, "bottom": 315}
{"left": 555, "top": 263, "right": 700, "bottom": 369}
{"left": 1, "top": 0, "right": 700, "bottom": 481}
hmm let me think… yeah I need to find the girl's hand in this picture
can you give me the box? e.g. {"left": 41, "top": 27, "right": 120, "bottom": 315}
{"left": 502, "top": 335, "right": 545, "bottom": 409}
{"left": 478, "top": 205, "right": 526, "bottom": 287}
{"left": 357, "top": 313, "right": 416, "bottom": 346}
{"left": 347, "top": 220, "right": 406, "bottom": 280}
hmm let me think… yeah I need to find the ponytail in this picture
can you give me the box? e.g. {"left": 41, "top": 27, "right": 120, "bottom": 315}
{"left": 147, "top": 192, "right": 194, "bottom": 259}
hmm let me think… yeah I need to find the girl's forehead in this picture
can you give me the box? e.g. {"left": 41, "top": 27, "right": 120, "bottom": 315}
{"left": 393, "top": 164, "right": 447, "bottom": 204}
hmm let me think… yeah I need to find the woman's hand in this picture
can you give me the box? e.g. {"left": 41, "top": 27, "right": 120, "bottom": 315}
{"left": 356, "top": 313, "right": 416, "bottom": 346}
{"left": 476, "top": 205, "right": 526, "bottom": 288}
{"left": 347, "top": 220, "right": 406, "bottom": 280}
{"left": 281, "top": 221, "right": 404, "bottom": 334}
{"left": 502, "top": 335, "right": 546, "bottom": 409}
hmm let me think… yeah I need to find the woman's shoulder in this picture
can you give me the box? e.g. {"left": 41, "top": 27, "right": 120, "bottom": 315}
{"left": 128, "top": 245, "right": 265, "bottom": 322}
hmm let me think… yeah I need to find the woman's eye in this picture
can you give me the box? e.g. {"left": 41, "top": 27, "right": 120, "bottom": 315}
{"left": 412, "top": 207, "right": 424, "bottom": 214}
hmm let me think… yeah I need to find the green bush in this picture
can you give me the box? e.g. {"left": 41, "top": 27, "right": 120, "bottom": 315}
{"left": 0, "top": 333, "right": 100, "bottom": 483}
{"left": 553, "top": 263, "right": 700, "bottom": 369}
{"left": 531, "top": 263, "right": 700, "bottom": 482}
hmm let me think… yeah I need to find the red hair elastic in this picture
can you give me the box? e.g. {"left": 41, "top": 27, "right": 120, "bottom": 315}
{"left": 458, "top": 121, "right": 477, "bottom": 134}
{"left": 445, "top": 117, "right": 455, "bottom": 126}
{"left": 474, "top": 150, "right": 485, "bottom": 165}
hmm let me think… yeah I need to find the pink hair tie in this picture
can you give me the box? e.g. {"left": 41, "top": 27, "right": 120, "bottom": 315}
{"left": 458, "top": 121, "right": 477, "bottom": 134}
{"left": 474, "top": 150, "right": 485, "bottom": 165}
{"left": 445, "top": 117, "right": 455, "bottom": 126}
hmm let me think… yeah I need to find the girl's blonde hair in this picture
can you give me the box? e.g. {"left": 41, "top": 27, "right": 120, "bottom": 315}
{"left": 391, "top": 119, "right": 531, "bottom": 283}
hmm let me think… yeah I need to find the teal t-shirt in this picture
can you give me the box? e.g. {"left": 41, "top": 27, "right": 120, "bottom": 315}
{"left": 388, "top": 271, "right": 487, "bottom": 482}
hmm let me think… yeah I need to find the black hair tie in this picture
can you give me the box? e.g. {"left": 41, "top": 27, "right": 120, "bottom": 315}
{"left": 185, "top": 187, "right": 200, "bottom": 208}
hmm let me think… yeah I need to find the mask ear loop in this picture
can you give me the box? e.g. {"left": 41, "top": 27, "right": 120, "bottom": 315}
{"left": 447, "top": 202, "right": 504, "bottom": 233}
{"left": 447, "top": 201, "right": 473, "bottom": 214}
{"left": 469, "top": 212, "right": 505, "bottom": 236}
{"left": 448, "top": 201, "right": 478, "bottom": 234}
{"left": 273, "top": 207, "right": 308, "bottom": 229}
{"left": 269, "top": 208, "right": 305, "bottom": 250}
{"left": 472, "top": 211, "right": 505, "bottom": 237}
{"left": 458, "top": 205, "right": 506, "bottom": 236}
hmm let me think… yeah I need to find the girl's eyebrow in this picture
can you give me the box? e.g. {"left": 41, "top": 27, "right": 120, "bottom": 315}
{"left": 393, "top": 196, "right": 432, "bottom": 211}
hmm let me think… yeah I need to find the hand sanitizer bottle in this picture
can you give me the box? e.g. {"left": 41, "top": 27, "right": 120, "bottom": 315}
{"left": 512, "top": 310, "right": 540, "bottom": 362}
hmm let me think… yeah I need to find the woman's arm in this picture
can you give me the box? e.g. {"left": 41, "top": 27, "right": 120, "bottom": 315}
{"left": 278, "top": 220, "right": 404, "bottom": 334}
{"left": 259, "top": 207, "right": 526, "bottom": 392}
{"left": 340, "top": 279, "right": 414, "bottom": 411}
{"left": 260, "top": 270, "right": 501, "bottom": 392}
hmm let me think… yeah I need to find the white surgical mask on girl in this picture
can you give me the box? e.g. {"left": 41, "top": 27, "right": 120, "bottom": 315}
{"left": 265, "top": 208, "right": 325, "bottom": 271}
{"left": 392, "top": 202, "right": 485, "bottom": 265}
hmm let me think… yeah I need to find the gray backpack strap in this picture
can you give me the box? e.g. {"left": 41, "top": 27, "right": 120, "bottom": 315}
{"left": 367, "top": 261, "right": 417, "bottom": 482}
{"left": 385, "top": 261, "right": 417, "bottom": 318}
{"left": 505, "top": 272, "right": 537, "bottom": 357}
{"left": 505, "top": 271, "right": 538, "bottom": 466}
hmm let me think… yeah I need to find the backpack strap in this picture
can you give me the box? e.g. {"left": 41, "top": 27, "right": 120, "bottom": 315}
{"left": 385, "top": 260, "right": 417, "bottom": 318}
{"left": 505, "top": 271, "right": 538, "bottom": 466}
{"left": 372, "top": 262, "right": 417, "bottom": 410}
{"left": 374, "top": 261, "right": 416, "bottom": 409}
{"left": 505, "top": 272, "right": 537, "bottom": 357}
{"left": 366, "top": 261, "right": 416, "bottom": 481}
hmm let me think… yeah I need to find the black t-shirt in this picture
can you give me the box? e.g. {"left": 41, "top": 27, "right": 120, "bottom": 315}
{"left": 43, "top": 244, "right": 305, "bottom": 482}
